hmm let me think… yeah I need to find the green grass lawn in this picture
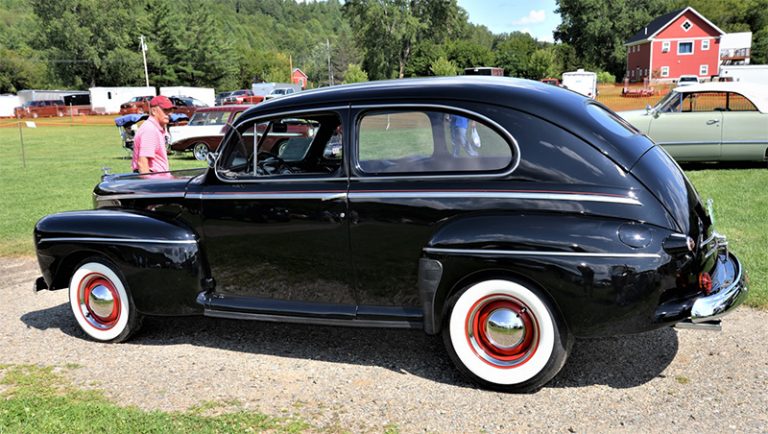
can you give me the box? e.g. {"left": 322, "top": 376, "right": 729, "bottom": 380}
{"left": 0, "top": 364, "right": 310, "bottom": 433}
{"left": 0, "top": 123, "right": 764, "bottom": 308}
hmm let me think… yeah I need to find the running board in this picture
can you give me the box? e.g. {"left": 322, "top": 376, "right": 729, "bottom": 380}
{"left": 674, "top": 319, "right": 722, "bottom": 331}
{"left": 204, "top": 309, "right": 422, "bottom": 329}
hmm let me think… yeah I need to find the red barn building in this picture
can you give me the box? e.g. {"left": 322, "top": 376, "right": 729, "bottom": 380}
{"left": 291, "top": 68, "right": 308, "bottom": 89}
{"left": 625, "top": 7, "right": 724, "bottom": 83}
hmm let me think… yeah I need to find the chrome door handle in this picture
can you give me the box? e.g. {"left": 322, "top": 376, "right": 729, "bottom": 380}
{"left": 707, "top": 119, "right": 720, "bottom": 125}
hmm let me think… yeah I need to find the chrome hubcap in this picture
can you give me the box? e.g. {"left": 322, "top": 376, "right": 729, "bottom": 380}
{"left": 466, "top": 294, "right": 538, "bottom": 368}
{"left": 485, "top": 308, "right": 525, "bottom": 349}
{"left": 78, "top": 274, "right": 121, "bottom": 330}
{"left": 88, "top": 284, "right": 115, "bottom": 319}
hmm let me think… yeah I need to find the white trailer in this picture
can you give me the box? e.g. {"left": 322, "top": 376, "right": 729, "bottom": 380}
{"left": 251, "top": 82, "right": 301, "bottom": 97}
{"left": 160, "top": 86, "right": 215, "bottom": 107}
{"left": 0, "top": 95, "right": 21, "bottom": 117}
{"left": 719, "top": 65, "right": 768, "bottom": 84}
{"left": 562, "top": 69, "right": 598, "bottom": 99}
{"left": 89, "top": 87, "right": 156, "bottom": 114}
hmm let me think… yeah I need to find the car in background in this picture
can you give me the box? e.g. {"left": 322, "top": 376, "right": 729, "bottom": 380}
{"left": 223, "top": 89, "right": 264, "bottom": 105}
{"left": 215, "top": 91, "right": 233, "bottom": 106}
{"left": 119, "top": 96, "right": 153, "bottom": 115}
{"left": 678, "top": 75, "right": 700, "bottom": 86}
{"left": 264, "top": 87, "right": 297, "bottom": 100}
{"left": 34, "top": 77, "right": 746, "bottom": 393}
{"left": 14, "top": 100, "right": 67, "bottom": 118}
{"left": 169, "top": 95, "right": 208, "bottom": 118}
{"left": 169, "top": 105, "right": 249, "bottom": 160}
{"left": 618, "top": 82, "right": 768, "bottom": 163}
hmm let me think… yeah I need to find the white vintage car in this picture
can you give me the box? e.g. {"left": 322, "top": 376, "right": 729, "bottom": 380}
{"left": 619, "top": 82, "right": 768, "bottom": 163}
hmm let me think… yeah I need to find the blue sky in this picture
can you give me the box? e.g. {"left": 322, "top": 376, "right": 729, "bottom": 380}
{"left": 456, "top": 0, "right": 561, "bottom": 42}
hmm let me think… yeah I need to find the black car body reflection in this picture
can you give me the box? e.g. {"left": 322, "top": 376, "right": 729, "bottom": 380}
{"left": 33, "top": 77, "right": 747, "bottom": 392}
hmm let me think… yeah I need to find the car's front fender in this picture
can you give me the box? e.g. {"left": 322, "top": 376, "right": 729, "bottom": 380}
{"left": 34, "top": 209, "right": 206, "bottom": 315}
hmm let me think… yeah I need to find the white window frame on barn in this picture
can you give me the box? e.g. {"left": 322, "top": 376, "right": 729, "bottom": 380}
{"left": 662, "top": 41, "right": 671, "bottom": 53}
{"left": 661, "top": 66, "right": 669, "bottom": 77}
{"left": 681, "top": 19, "right": 693, "bottom": 32}
{"left": 702, "top": 40, "right": 710, "bottom": 51}
{"left": 700, "top": 64, "right": 709, "bottom": 76}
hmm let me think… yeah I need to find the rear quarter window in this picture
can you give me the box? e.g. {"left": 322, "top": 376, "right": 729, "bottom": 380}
{"left": 357, "top": 109, "right": 514, "bottom": 175}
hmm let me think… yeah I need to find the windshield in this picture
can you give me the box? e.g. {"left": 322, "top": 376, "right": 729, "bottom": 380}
{"left": 653, "top": 91, "right": 682, "bottom": 113}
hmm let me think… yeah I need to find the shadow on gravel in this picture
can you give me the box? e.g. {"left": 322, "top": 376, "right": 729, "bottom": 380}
{"left": 21, "top": 303, "right": 678, "bottom": 391}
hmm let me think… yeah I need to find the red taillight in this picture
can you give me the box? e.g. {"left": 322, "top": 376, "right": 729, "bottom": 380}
{"left": 699, "top": 272, "right": 713, "bottom": 294}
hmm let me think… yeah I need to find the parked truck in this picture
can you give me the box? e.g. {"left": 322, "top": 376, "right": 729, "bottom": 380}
{"left": 719, "top": 65, "right": 768, "bottom": 84}
{"left": 562, "top": 69, "right": 598, "bottom": 99}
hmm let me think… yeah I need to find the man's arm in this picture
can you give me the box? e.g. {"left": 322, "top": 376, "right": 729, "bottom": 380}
{"left": 137, "top": 156, "right": 151, "bottom": 174}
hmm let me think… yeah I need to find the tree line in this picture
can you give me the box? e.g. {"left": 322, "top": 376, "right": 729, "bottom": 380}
{"left": 0, "top": 0, "right": 766, "bottom": 94}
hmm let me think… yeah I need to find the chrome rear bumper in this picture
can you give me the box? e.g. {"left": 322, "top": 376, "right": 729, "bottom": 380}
{"left": 690, "top": 251, "right": 747, "bottom": 322}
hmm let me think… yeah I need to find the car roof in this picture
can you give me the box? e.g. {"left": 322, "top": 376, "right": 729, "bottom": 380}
{"left": 233, "top": 76, "right": 653, "bottom": 171}
{"left": 671, "top": 82, "right": 768, "bottom": 113}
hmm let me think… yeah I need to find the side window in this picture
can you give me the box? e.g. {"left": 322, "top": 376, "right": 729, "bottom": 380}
{"left": 727, "top": 93, "right": 758, "bottom": 112}
{"left": 682, "top": 92, "right": 728, "bottom": 112}
{"left": 357, "top": 110, "right": 513, "bottom": 175}
{"left": 217, "top": 112, "right": 343, "bottom": 180}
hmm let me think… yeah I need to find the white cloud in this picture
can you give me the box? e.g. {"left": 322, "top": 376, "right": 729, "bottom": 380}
{"left": 512, "top": 10, "right": 546, "bottom": 25}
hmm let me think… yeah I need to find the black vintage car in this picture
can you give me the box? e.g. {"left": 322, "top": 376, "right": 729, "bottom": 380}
{"left": 33, "top": 77, "right": 747, "bottom": 392}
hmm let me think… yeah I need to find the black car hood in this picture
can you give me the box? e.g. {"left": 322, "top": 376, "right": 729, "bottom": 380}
{"left": 94, "top": 168, "right": 208, "bottom": 199}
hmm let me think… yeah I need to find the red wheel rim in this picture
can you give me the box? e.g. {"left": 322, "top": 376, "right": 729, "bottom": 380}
{"left": 79, "top": 273, "right": 121, "bottom": 330}
{"left": 465, "top": 294, "right": 539, "bottom": 368}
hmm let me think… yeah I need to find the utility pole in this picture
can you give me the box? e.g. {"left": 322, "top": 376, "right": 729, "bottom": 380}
{"left": 140, "top": 35, "right": 149, "bottom": 87}
{"left": 327, "top": 39, "right": 335, "bottom": 86}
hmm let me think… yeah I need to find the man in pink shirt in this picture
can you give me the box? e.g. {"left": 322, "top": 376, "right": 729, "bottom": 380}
{"left": 131, "top": 95, "right": 173, "bottom": 173}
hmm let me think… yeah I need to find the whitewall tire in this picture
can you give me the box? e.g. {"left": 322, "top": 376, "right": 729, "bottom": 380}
{"left": 68, "top": 260, "right": 141, "bottom": 342}
{"left": 443, "top": 279, "right": 570, "bottom": 392}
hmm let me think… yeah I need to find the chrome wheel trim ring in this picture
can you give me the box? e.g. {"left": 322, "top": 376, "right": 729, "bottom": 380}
{"left": 193, "top": 143, "right": 209, "bottom": 161}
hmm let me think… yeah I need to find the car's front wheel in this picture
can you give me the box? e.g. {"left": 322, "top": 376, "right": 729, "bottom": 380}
{"left": 443, "top": 279, "right": 571, "bottom": 392}
{"left": 68, "top": 259, "right": 142, "bottom": 343}
{"left": 192, "top": 142, "right": 210, "bottom": 161}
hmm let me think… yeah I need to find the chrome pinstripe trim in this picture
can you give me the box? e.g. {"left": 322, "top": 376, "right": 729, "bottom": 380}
{"left": 38, "top": 237, "right": 197, "bottom": 245}
{"left": 349, "top": 191, "right": 642, "bottom": 205}
{"left": 188, "top": 192, "right": 347, "bottom": 201}
{"left": 660, "top": 141, "right": 768, "bottom": 146}
{"left": 187, "top": 191, "right": 640, "bottom": 205}
{"left": 95, "top": 193, "right": 185, "bottom": 201}
{"left": 423, "top": 247, "right": 661, "bottom": 259}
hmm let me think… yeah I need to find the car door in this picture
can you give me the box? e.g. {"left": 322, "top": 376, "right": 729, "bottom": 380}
{"left": 347, "top": 104, "right": 516, "bottom": 324}
{"left": 648, "top": 91, "right": 723, "bottom": 161}
{"left": 719, "top": 92, "right": 768, "bottom": 161}
{"left": 197, "top": 108, "right": 355, "bottom": 319}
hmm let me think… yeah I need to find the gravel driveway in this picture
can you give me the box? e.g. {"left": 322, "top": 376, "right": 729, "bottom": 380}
{"left": 2, "top": 257, "right": 767, "bottom": 433}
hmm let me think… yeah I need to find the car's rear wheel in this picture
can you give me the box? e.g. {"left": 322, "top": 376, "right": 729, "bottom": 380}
{"left": 442, "top": 279, "right": 571, "bottom": 392}
{"left": 68, "top": 259, "right": 142, "bottom": 343}
{"left": 192, "top": 142, "right": 210, "bottom": 161}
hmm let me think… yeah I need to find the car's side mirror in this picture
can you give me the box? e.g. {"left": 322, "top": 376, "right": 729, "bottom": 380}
{"left": 206, "top": 152, "right": 218, "bottom": 169}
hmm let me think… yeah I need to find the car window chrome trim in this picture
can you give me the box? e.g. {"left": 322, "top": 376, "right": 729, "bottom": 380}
{"left": 350, "top": 103, "right": 521, "bottom": 180}
{"left": 348, "top": 191, "right": 642, "bottom": 205}
{"left": 721, "top": 140, "right": 768, "bottom": 145}
{"left": 214, "top": 106, "right": 348, "bottom": 185}
{"left": 38, "top": 237, "right": 197, "bottom": 245}
{"left": 423, "top": 247, "right": 660, "bottom": 258}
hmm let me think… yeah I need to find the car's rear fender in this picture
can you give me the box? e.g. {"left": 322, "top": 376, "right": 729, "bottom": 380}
{"left": 420, "top": 213, "right": 677, "bottom": 338}
{"left": 34, "top": 210, "right": 206, "bottom": 315}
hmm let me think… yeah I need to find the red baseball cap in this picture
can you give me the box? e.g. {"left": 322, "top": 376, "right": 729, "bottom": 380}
{"left": 150, "top": 95, "right": 173, "bottom": 109}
